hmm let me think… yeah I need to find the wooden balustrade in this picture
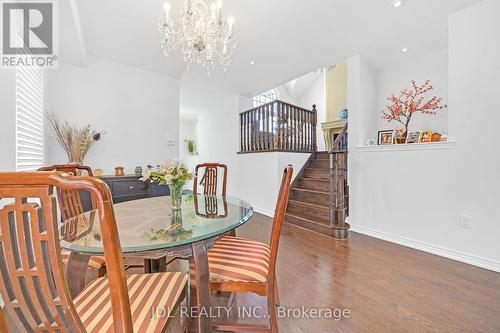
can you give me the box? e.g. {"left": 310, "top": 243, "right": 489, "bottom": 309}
{"left": 328, "top": 123, "right": 350, "bottom": 239}
{"left": 239, "top": 100, "right": 317, "bottom": 153}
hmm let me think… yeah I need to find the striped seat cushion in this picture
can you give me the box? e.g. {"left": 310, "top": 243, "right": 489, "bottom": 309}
{"left": 61, "top": 250, "right": 106, "bottom": 270}
{"left": 74, "top": 272, "right": 188, "bottom": 333}
{"left": 208, "top": 236, "right": 271, "bottom": 283}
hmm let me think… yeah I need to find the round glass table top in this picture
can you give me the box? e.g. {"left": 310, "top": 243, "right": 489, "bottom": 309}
{"left": 59, "top": 195, "right": 253, "bottom": 254}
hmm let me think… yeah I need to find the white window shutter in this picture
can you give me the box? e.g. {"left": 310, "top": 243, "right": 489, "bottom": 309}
{"left": 16, "top": 66, "right": 44, "bottom": 171}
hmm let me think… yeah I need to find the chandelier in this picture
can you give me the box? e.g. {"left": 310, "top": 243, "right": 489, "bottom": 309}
{"left": 159, "top": 0, "right": 236, "bottom": 72}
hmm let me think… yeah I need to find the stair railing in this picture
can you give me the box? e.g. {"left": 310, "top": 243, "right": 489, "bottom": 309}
{"left": 239, "top": 100, "right": 317, "bottom": 153}
{"left": 328, "top": 123, "right": 350, "bottom": 239}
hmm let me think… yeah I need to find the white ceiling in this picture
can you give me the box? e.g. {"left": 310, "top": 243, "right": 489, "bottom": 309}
{"left": 64, "top": 0, "right": 481, "bottom": 95}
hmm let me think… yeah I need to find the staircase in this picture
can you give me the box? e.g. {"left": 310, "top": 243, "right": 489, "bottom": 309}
{"left": 285, "top": 152, "right": 332, "bottom": 235}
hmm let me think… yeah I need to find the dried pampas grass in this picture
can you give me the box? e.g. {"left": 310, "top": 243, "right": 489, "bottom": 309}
{"left": 46, "top": 112, "right": 106, "bottom": 164}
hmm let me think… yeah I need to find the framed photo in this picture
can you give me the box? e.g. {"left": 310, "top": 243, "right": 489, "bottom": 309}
{"left": 419, "top": 130, "right": 433, "bottom": 143}
{"left": 378, "top": 130, "right": 394, "bottom": 145}
{"left": 406, "top": 131, "right": 421, "bottom": 144}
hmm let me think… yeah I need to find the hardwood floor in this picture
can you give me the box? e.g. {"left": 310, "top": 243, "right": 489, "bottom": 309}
{"left": 211, "top": 213, "right": 500, "bottom": 333}
{"left": 5, "top": 212, "right": 497, "bottom": 332}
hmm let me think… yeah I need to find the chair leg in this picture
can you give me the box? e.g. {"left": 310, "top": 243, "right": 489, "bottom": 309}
{"left": 97, "top": 266, "right": 106, "bottom": 278}
{"left": 180, "top": 284, "right": 190, "bottom": 333}
{"left": 274, "top": 277, "right": 280, "bottom": 306}
{"left": 267, "top": 293, "right": 279, "bottom": 333}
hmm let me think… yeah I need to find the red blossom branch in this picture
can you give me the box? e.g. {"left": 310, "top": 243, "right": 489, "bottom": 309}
{"left": 381, "top": 80, "right": 447, "bottom": 131}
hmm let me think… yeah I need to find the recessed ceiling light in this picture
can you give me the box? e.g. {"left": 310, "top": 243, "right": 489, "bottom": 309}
{"left": 400, "top": 47, "right": 408, "bottom": 53}
{"left": 250, "top": 61, "right": 255, "bottom": 65}
{"left": 392, "top": 0, "right": 404, "bottom": 8}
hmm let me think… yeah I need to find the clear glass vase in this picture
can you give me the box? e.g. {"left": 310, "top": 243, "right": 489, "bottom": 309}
{"left": 169, "top": 183, "right": 184, "bottom": 209}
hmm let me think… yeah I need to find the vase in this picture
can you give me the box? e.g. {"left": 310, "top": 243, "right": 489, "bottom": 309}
{"left": 169, "top": 183, "right": 184, "bottom": 210}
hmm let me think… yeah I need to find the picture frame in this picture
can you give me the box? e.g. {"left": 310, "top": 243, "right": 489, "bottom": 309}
{"left": 419, "top": 130, "right": 433, "bottom": 143}
{"left": 378, "top": 130, "right": 394, "bottom": 145}
{"left": 406, "top": 131, "right": 421, "bottom": 144}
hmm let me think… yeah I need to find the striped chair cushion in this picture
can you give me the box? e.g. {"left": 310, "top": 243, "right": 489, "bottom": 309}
{"left": 61, "top": 250, "right": 106, "bottom": 270}
{"left": 74, "top": 272, "right": 188, "bottom": 333}
{"left": 208, "top": 236, "right": 271, "bottom": 283}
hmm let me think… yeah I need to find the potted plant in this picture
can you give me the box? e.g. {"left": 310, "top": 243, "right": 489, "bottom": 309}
{"left": 141, "top": 161, "right": 192, "bottom": 209}
{"left": 185, "top": 139, "right": 196, "bottom": 155}
{"left": 381, "top": 80, "right": 447, "bottom": 143}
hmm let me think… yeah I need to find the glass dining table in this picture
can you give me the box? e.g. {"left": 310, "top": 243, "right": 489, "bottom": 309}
{"left": 60, "top": 194, "right": 253, "bottom": 333}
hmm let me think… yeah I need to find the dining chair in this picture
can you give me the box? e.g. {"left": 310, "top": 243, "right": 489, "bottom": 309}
{"left": 193, "top": 163, "right": 228, "bottom": 196}
{"left": 38, "top": 165, "right": 107, "bottom": 277}
{"left": 208, "top": 165, "right": 293, "bottom": 333}
{"left": 0, "top": 171, "right": 189, "bottom": 332}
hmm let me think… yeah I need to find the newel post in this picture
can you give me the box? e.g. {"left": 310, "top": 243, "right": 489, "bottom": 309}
{"left": 329, "top": 151, "right": 350, "bottom": 239}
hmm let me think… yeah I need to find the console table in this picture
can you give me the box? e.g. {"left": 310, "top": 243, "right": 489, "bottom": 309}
{"left": 99, "top": 175, "right": 170, "bottom": 203}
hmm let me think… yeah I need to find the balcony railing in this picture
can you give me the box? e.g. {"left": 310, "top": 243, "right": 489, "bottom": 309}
{"left": 239, "top": 100, "right": 317, "bottom": 153}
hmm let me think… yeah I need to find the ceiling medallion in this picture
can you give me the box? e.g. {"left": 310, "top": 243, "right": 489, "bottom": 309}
{"left": 160, "top": 0, "right": 236, "bottom": 73}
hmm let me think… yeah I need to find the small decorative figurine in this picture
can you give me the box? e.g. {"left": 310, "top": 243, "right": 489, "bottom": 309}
{"left": 94, "top": 168, "right": 103, "bottom": 176}
{"left": 135, "top": 166, "right": 143, "bottom": 176}
{"left": 115, "top": 166, "right": 125, "bottom": 176}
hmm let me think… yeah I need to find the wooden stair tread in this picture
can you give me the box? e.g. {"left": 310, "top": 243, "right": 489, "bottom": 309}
{"left": 306, "top": 167, "right": 329, "bottom": 171}
{"left": 288, "top": 199, "right": 328, "bottom": 211}
{"left": 291, "top": 188, "right": 329, "bottom": 195}
{"left": 299, "top": 177, "right": 330, "bottom": 182}
{"left": 285, "top": 212, "right": 330, "bottom": 226}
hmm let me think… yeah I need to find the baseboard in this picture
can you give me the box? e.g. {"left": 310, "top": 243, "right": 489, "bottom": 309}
{"left": 349, "top": 223, "right": 500, "bottom": 273}
{"left": 253, "top": 206, "right": 274, "bottom": 218}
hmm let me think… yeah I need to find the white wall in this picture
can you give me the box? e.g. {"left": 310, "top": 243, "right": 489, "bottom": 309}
{"left": 376, "top": 49, "right": 449, "bottom": 136}
{"left": 296, "top": 73, "right": 327, "bottom": 151}
{"left": 0, "top": 70, "right": 16, "bottom": 171}
{"left": 347, "top": 0, "right": 500, "bottom": 272}
{"left": 45, "top": 56, "right": 180, "bottom": 175}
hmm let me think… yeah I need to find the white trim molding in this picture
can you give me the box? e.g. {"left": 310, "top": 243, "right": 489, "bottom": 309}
{"left": 349, "top": 223, "right": 500, "bottom": 273}
{"left": 356, "top": 141, "right": 456, "bottom": 152}
{"left": 253, "top": 206, "right": 274, "bottom": 218}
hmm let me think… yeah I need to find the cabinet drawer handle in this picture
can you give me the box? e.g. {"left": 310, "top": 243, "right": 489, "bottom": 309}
{"left": 129, "top": 186, "right": 134, "bottom": 189}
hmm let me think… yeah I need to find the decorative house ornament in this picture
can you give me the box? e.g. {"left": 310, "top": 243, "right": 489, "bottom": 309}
{"left": 419, "top": 131, "right": 433, "bottom": 143}
{"left": 381, "top": 80, "right": 447, "bottom": 141}
{"left": 159, "top": 0, "right": 236, "bottom": 73}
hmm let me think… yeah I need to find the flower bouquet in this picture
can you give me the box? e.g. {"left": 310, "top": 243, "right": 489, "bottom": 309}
{"left": 141, "top": 161, "right": 192, "bottom": 209}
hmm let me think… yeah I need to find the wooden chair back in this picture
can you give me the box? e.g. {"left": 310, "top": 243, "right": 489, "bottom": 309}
{"left": 38, "top": 165, "right": 94, "bottom": 177}
{"left": 0, "top": 171, "right": 133, "bottom": 332}
{"left": 268, "top": 165, "right": 293, "bottom": 282}
{"left": 37, "top": 165, "right": 94, "bottom": 220}
{"left": 193, "top": 163, "right": 228, "bottom": 196}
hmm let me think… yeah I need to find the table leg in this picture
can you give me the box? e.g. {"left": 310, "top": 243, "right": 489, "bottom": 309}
{"left": 65, "top": 252, "right": 91, "bottom": 299}
{"left": 189, "top": 241, "right": 212, "bottom": 333}
{"left": 143, "top": 257, "right": 167, "bottom": 273}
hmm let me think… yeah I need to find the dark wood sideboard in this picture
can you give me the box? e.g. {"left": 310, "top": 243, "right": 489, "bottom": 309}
{"left": 99, "top": 175, "right": 170, "bottom": 203}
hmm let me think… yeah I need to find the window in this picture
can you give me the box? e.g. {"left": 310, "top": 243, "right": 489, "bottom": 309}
{"left": 16, "top": 66, "right": 44, "bottom": 171}
{"left": 252, "top": 88, "right": 279, "bottom": 107}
